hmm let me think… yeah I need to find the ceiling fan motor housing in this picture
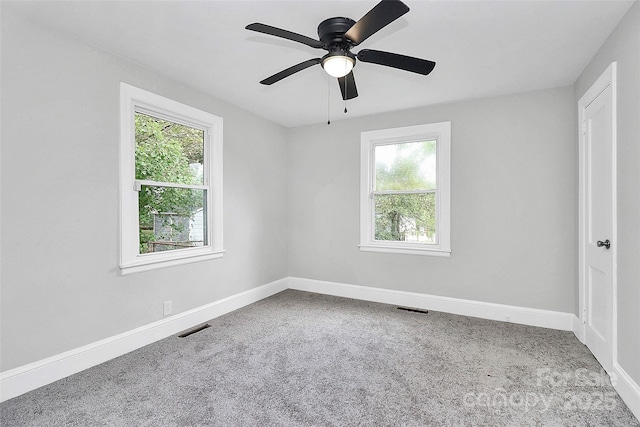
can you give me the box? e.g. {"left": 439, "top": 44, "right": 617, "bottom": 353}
{"left": 318, "top": 17, "right": 356, "bottom": 49}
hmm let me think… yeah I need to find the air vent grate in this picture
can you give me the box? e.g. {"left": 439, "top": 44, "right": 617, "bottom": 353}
{"left": 178, "top": 324, "right": 211, "bottom": 338}
{"left": 396, "top": 306, "right": 429, "bottom": 315}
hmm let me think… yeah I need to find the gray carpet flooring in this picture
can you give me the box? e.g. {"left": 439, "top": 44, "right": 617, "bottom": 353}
{"left": 1, "top": 290, "right": 638, "bottom": 426}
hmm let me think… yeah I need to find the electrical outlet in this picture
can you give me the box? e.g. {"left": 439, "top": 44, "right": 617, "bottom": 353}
{"left": 163, "top": 300, "right": 173, "bottom": 316}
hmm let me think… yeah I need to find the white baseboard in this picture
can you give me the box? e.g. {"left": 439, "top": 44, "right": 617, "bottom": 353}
{"left": 613, "top": 362, "right": 640, "bottom": 421}
{"left": 0, "top": 278, "right": 288, "bottom": 403}
{"left": 288, "top": 277, "right": 576, "bottom": 331}
{"left": 572, "top": 313, "right": 585, "bottom": 343}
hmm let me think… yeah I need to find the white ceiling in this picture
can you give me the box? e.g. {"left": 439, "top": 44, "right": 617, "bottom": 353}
{"left": 6, "top": 0, "right": 634, "bottom": 128}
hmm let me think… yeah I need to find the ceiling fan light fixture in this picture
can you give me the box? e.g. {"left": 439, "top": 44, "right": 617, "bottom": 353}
{"left": 246, "top": 0, "right": 435, "bottom": 101}
{"left": 322, "top": 53, "right": 355, "bottom": 78}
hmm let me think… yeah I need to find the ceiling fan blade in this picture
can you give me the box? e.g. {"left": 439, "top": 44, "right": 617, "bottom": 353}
{"left": 246, "top": 23, "right": 323, "bottom": 49}
{"left": 344, "top": 0, "right": 410, "bottom": 46}
{"left": 357, "top": 49, "right": 436, "bottom": 75}
{"left": 259, "top": 58, "right": 322, "bottom": 85}
{"left": 338, "top": 72, "right": 358, "bottom": 100}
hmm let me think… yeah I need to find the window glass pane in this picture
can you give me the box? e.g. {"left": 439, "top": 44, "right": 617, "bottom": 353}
{"left": 135, "top": 113, "right": 205, "bottom": 185}
{"left": 374, "top": 193, "right": 436, "bottom": 243}
{"left": 374, "top": 140, "right": 437, "bottom": 191}
{"left": 139, "top": 185, "right": 207, "bottom": 254}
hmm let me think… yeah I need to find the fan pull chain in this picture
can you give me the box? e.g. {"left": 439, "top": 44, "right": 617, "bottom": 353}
{"left": 327, "top": 73, "right": 331, "bottom": 125}
{"left": 344, "top": 90, "right": 348, "bottom": 114}
{"left": 344, "top": 73, "right": 348, "bottom": 114}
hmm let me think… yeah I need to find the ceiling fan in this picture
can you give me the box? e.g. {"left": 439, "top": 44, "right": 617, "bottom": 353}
{"left": 245, "top": 0, "right": 436, "bottom": 101}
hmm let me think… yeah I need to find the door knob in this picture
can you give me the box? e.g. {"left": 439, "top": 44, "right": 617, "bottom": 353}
{"left": 597, "top": 239, "right": 611, "bottom": 249}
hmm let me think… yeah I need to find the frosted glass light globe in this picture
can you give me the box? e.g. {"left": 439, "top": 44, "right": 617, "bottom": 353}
{"left": 323, "top": 55, "right": 354, "bottom": 78}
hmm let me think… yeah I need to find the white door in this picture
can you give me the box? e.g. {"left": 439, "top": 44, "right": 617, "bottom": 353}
{"left": 580, "top": 63, "right": 616, "bottom": 373}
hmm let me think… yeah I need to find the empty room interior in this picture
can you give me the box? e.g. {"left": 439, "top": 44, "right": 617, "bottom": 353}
{"left": 1, "top": 0, "right": 639, "bottom": 425}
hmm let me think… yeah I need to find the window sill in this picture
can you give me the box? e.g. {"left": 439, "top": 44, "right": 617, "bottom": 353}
{"left": 359, "top": 244, "right": 451, "bottom": 257}
{"left": 120, "top": 249, "right": 225, "bottom": 276}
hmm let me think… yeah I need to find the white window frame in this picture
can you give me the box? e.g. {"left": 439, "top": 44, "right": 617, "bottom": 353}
{"left": 359, "top": 122, "right": 451, "bottom": 256}
{"left": 119, "top": 83, "right": 223, "bottom": 275}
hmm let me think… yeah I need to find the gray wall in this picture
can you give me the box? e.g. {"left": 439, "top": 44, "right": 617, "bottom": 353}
{"left": 574, "top": 1, "right": 640, "bottom": 387}
{"left": 288, "top": 86, "right": 577, "bottom": 313}
{"left": 0, "top": 11, "right": 289, "bottom": 371}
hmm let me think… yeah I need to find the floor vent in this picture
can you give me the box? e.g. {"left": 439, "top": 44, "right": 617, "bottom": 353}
{"left": 397, "top": 306, "right": 429, "bottom": 315}
{"left": 178, "top": 324, "right": 211, "bottom": 338}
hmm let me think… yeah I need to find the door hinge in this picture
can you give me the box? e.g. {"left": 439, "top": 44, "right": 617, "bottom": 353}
{"left": 581, "top": 120, "right": 586, "bottom": 135}
{"left": 582, "top": 308, "right": 586, "bottom": 324}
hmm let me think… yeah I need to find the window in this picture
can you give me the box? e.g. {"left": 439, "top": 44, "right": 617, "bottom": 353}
{"left": 360, "top": 122, "right": 450, "bottom": 256}
{"left": 120, "top": 83, "right": 223, "bottom": 275}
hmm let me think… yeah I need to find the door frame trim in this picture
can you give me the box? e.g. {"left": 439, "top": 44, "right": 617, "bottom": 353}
{"left": 577, "top": 61, "right": 617, "bottom": 371}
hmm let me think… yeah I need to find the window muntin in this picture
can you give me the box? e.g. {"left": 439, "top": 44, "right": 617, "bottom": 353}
{"left": 360, "top": 122, "right": 450, "bottom": 256}
{"left": 120, "top": 83, "right": 223, "bottom": 275}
